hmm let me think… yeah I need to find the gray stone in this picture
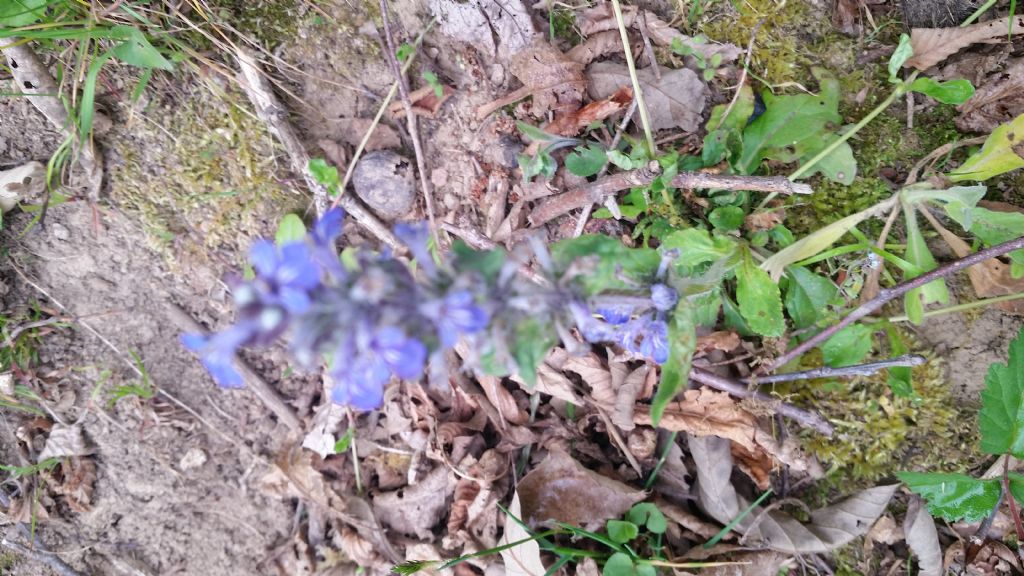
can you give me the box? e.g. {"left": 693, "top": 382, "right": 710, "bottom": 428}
{"left": 351, "top": 150, "right": 417, "bottom": 221}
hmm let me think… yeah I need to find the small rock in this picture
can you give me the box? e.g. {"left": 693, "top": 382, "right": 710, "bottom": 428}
{"left": 483, "top": 135, "right": 524, "bottom": 169}
{"left": 50, "top": 222, "right": 70, "bottom": 241}
{"left": 430, "top": 168, "right": 449, "bottom": 188}
{"left": 352, "top": 150, "right": 417, "bottom": 221}
{"left": 179, "top": 447, "right": 208, "bottom": 471}
{"left": 0, "top": 372, "right": 13, "bottom": 396}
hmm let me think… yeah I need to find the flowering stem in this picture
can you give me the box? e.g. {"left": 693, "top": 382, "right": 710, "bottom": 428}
{"left": 609, "top": 0, "right": 657, "bottom": 156}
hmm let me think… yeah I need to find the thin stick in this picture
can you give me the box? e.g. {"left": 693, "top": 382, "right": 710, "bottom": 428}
{"left": 888, "top": 292, "right": 1024, "bottom": 322}
{"left": 636, "top": 12, "right": 660, "bottom": 81}
{"left": 714, "top": 20, "right": 762, "bottom": 131}
{"left": 573, "top": 98, "right": 638, "bottom": 237}
{"left": 610, "top": 0, "right": 656, "bottom": 155}
{"left": 860, "top": 201, "right": 901, "bottom": 303}
{"left": 744, "top": 354, "right": 926, "bottom": 385}
{"left": 378, "top": 0, "right": 442, "bottom": 254}
{"left": 233, "top": 47, "right": 405, "bottom": 253}
{"left": 689, "top": 367, "right": 834, "bottom": 435}
{"left": 904, "top": 136, "right": 987, "bottom": 185}
{"left": 166, "top": 303, "right": 302, "bottom": 431}
{"left": 765, "top": 235, "right": 1024, "bottom": 373}
{"left": 530, "top": 168, "right": 812, "bottom": 226}
{"left": 0, "top": 538, "right": 84, "bottom": 576}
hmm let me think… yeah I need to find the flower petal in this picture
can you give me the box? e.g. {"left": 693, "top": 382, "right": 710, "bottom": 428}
{"left": 249, "top": 240, "right": 279, "bottom": 278}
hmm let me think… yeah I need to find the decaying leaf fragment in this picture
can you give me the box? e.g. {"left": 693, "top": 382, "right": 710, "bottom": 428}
{"left": 0, "top": 161, "right": 45, "bottom": 212}
{"left": 543, "top": 86, "right": 633, "bottom": 137}
{"left": 512, "top": 41, "right": 586, "bottom": 119}
{"left": 904, "top": 496, "right": 942, "bottom": 576}
{"left": 500, "top": 492, "right": 545, "bottom": 576}
{"left": 373, "top": 465, "right": 456, "bottom": 540}
{"left": 633, "top": 389, "right": 760, "bottom": 451}
{"left": 905, "top": 15, "right": 1024, "bottom": 70}
{"left": 389, "top": 84, "right": 456, "bottom": 119}
{"left": 517, "top": 449, "right": 645, "bottom": 530}
{"left": 587, "top": 63, "right": 707, "bottom": 133}
{"left": 956, "top": 58, "right": 1024, "bottom": 133}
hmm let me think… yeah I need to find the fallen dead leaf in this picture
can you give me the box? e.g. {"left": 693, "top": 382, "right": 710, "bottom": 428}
{"left": 512, "top": 41, "right": 586, "bottom": 119}
{"left": 389, "top": 84, "right": 456, "bottom": 120}
{"left": 500, "top": 492, "right": 545, "bottom": 576}
{"left": 373, "top": 465, "right": 456, "bottom": 541}
{"left": 691, "top": 551, "right": 788, "bottom": 576}
{"left": 695, "top": 331, "right": 741, "bottom": 356}
{"left": 543, "top": 86, "right": 633, "bottom": 137}
{"left": 516, "top": 448, "right": 645, "bottom": 530}
{"left": 479, "top": 374, "right": 529, "bottom": 425}
{"left": 565, "top": 31, "right": 622, "bottom": 66}
{"left": 587, "top": 63, "right": 706, "bottom": 133}
{"left": 657, "top": 498, "right": 722, "bottom": 540}
{"left": 744, "top": 208, "right": 786, "bottom": 233}
{"left": 38, "top": 423, "right": 93, "bottom": 460}
{"left": 429, "top": 0, "right": 534, "bottom": 61}
{"left": 904, "top": 496, "right": 942, "bottom": 576}
{"left": 730, "top": 441, "right": 773, "bottom": 490}
{"left": 575, "top": 4, "right": 741, "bottom": 63}
{"left": 832, "top": 0, "right": 861, "bottom": 35}
{"left": 337, "top": 526, "right": 389, "bottom": 572}
{"left": 633, "top": 389, "right": 760, "bottom": 451}
{"left": 921, "top": 207, "right": 1024, "bottom": 314}
{"left": 957, "top": 58, "right": 1024, "bottom": 133}
{"left": 905, "top": 15, "right": 1024, "bottom": 70}
{"left": 47, "top": 457, "right": 95, "bottom": 513}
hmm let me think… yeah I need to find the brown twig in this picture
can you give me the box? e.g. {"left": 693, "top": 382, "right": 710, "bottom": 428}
{"left": 744, "top": 354, "right": 926, "bottom": 385}
{"left": 573, "top": 98, "right": 639, "bottom": 237}
{"left": 689, "top": 367, "right": 834, "bottom": 435}
{"left": 166, "top": 304, "right": 302, "bottom": 432}
{"left": 233, "top": 47, "right": 405, "bottom": 253}
{"left": 1004, "top": 456, "right": 1024, "bottom": 541}
{"left": 377, "top": 0, "right": 442, "bottom": 253}
{"left": 530, "top": 168, "right": 813, "bottom": 226}
{"left": 636, "top": 12, "right": 660, "bottom": 81}
{"left": 765, "top": 235, "right": 1024, "bottom": 373}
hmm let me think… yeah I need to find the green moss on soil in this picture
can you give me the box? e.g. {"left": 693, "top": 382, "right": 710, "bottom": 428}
{"left": 205, "top": 0, "right": 302, "bottom": 49}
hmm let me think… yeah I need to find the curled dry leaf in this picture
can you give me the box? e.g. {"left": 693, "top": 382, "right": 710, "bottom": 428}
{"left": 832, "top": 0, "right": 861, "bottom": 36}
{"left": 575, "top": 3, "right": 741, "bottom": 63}
{"left": 480, "top": 374, "right": 530, "bottom": 425}
{"left": 543, "top": 86, "right": 633, "bottom": 137}
{"left": 657, "top": 498, "right": 722, "bottom": 540}
{"left": 957, "top": 58, "right": 1024, "bottom": 133}
{"left": 338, "top": 526, "right": 388, "bottom": 571}
{"left": 695, "top": 331, "right": 741, "bottom": 356}
{"left": 904, "top": 496, "right": 942, "bottom": 576}
{"left": 259, "top": 449, "right": 343, "bottom": 509}
{"left": 389, "top": 84, "right": 456, "bottom": 120}
{"left": 48, "top": 457, "right": 96, "bottom": 513}
{"left": 744, "top": 208, "right": 786, "bottom": 233}
{"left": 516, "top": 448, "right": 645, "bottom": 530}
{"left": 373, "top": 465, "right": 456, "bottom": 541}
{"left": 633, "top": 389, "right": 760, "bottom": 451}
{"left": 730, "top": 441, "right": 773, "bottom": 490}
{"left": 565, "top": 31, "right": 623, "bottom": 66}
{"left": 905, "top": 15, "right": 1024, "bottom": 70}
{"left": 38, "top": 423, "right": 94, "bottom": 461}
{"left": 511, "top": 41, "right": 586, "bottom": 119}
{"left": 587, "top": 63, "right": 707, "bottom": 133}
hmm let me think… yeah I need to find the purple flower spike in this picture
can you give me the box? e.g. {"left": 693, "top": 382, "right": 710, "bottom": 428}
{"left": 637, "top": 319, "right": 670, "bottom": 364}
{"left": 596, "top": 306, "right": 632, "bottom": 325}
{"left": 181, "top": 326, "right": 254, "bottom": 388}
{"left": 650, "top": 283, "right": 678, "bottom": 312}
{"left": 372, "top": 327, "right": 428, "bottom": 380}
{"left": 312, "top": 208, "right": 345, "bottom": 246}
{"left": 425, "top": 290, "right": 490, "bottom": 346}
{"left": 394, "top": 223, "right": 436, "bottom": 276}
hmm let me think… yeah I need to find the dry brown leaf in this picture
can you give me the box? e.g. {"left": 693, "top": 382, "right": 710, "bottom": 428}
{"left": 4, "top": 495, "right": 50, "bottom": 524}
{"left": 651, "top": 441, "right": 690, "bottom": 496}
{"left": 574, "top": 558, "right": 600, "bottom": 576}
{"left": 259, "top": 448, "right": 345, "bottom": 514}
{"left": 587, "top": 63, "right": 706, "bottom": 133}
{"left": 448, "top": 478, "right": 482, "bottom": 533}
{"left": 48, "top": 457, "right": 96, "bottom": 513}
{"left": 337, "top": 526, "right": 388, "bottom": 571}
{"left": 633, "top": 389, "right": 760, "bottom": 451}
{"left": 904, "top": 496, "right": 942, "bottom": 576}
{"left": 500, "top": 492, "right": 545, "bottom": 576}
{"left": 532, "top": 363, "right": 585, "bottom": 406}
{"left": 744, "top": 208, "right": 786, "bottom": 233}
{"left": 517, "top": 449, "right": 645, "bottom": 530}
{"left": 512, "top": 41, "right": 586, "bottom": 119}
{"left": 957, "top": 58, "right": 1024, "bottom": 133}
{"left": 562, "top": 352, "right": 613, "bottom": 405}
{"left": 575, "top": 4, "right": 741, "bottom": 63}
{"left": 923, "top": 209, "right": 1024, "bottom": 314}
{"left": 544, "top": 86, "right": 633, "bottom": 136}
{"left": 832, "top": 0, "right": 861, "bottom": 35}
{"left": 611, "top": 364, "right": 651, "bottom": 431}
{"left": 479, "top": 375, "right": 529, "bottom": 425}
{"left": 730, "top": 442, "right": 772, "bottom": 490}
{"left": 695, "top": 331, "right": 741, "bottom": 356}
{"left": 692, "top": 551, "right": 788, "bottom": 576}
{"left": 373, "top": 465, "right": 455, "bottom": 541}
{"left": 38, "top": 423, "right": 93, "bottom": 460}
{"left": 657, "top": 499, "right": 722, "bottom": 540}
{"left": 389, "top": 85, "right": 456, "bottom": 120}
{"left": 565, "top": 31, "right": 622, "bottom": 66}
{"left": 906, "top": 15, "right": 1024, "bottom": 70}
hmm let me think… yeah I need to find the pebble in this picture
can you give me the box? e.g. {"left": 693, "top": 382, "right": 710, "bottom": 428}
{"left": 179, "top": 447, "right": 208, "bottom": 471}
{"left": 50, "top": 222, "right": 70, "bottom": 241}
{"left": 352, "top": 150, "right": 417, "bottom": 221}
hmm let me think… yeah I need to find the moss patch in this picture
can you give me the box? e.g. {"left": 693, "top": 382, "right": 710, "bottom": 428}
{"left": 205, "top": 0, "right": 302, "bottom": 50}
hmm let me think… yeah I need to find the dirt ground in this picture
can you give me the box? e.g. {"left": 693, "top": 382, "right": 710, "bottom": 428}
{"left": 2, "top": 0, "right": 1024, "bottom": 575}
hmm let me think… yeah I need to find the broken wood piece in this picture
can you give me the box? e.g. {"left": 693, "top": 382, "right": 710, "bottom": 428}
{"left": 233, "top": 47, "right": 406, "bottom": 254}
{"left": 529, "top": 167, "right": 812, "bottom": 226}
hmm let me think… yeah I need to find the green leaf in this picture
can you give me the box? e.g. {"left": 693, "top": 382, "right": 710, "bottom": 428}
{"left": 908, "top": 78, "right": 975, "bottom": 105}
{"left": 708, "top": 206, "right": 745, "bottom": 231}
{"left": 0, "top": 0, "right": 47, "bottom": 27}
{"left": 518, "top": 151, "right": 556, "bottom": 182}
{"left": 950, "top": 114, "right": 1024, "bottom": 182}
{"left": 603, "top": 553, "right": 634, "bottom": 576}
{"left": 980, "top": 326, "right": 1024, "bottom": 458}
{"left": 960, "top": 207, "right": 1024, "bottom": 267}
{"left": 737, "top": 68, "right": 857, "bottom": 184}
{"left": 109, "top": 26, "right": 174, "bottom": 70}
{"left": 516, "top": 121, "right": 558, "bottom": 143}
{"left": 885, "top": 324, "right": 914, "bottom": 397}
{"left": 334, "top": 428, "right": 354, "bottom": 453}
{"left": 512, "top": 319, "right": 556, "bottom": 386}
{"left": 565, "top": 144, "right": 608, "bottom": 177}
{"left": 736, "top": 249, "right": 784, "bottom": 337}
{"left": 761, "top": 202, "right": 882, "bottom": 280}
{"left": 275, "top": 214, "right": 306, "bottom": 245}
{"left": 783, "top": 266, "right": 838, "bottom": 329}
{"left": 650, "top": 304, "right": 696, "bottom": 425}
{"left": 626, "top": 503, "right": 667, "bottom": 534}
{"left": 898, "top": 472, "right": 1000, "bottom": 522}
{"left": 452, "top": 242, "right": 506, "bottom": 281}
{"left": 395, "top": 43, "right": 414, "bottom": 63}
{"left": 551, "top": 235, "right": 661, "bottom": 296}
{"left": 703, "top": 86, "right": 754, "bottom": 166}
{"left": 308, "top": 158, "right": 341, "bottom": 195}
{"left": 607, "top": 149, "right": 637, "bottom": 170}
{"left": 889, "top": 34, "right": 914, "bottom": 82}
{"left": 659, "top": 228, "right": 738, "bottom": 270}
{"left": 821, "top": 324, "right": 874, "bottom": 367}
{"left": 606, "top": 520, "right": 639, "bottom": 544}
{"left": 421, "top": 70, "right": 443, "bottom": 98}
{"left": 902, "top": 203, "right": 949, "bottom": 324}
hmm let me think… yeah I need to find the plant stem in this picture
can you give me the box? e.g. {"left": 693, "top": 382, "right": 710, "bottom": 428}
{"left": 609, "top": 0, "right": 656, "bottom": 155}
{"left": 888, "top": 292, "right": 1024, "bottom": 322}
{"left": 644, "top": 431, "right": 678, "bottom": 490}
{"left": 704, "top": 489, "right": 773, "bottom": 548}
{"left": 961, "top": 0, "right": 999, "bottom": 26}
{"left": 744, "top": 354, "right": 926, "bottom": 384}
{"left": 765, "top": 234, "right": 1024, "bottom": 373}
{"left": 1003, "top": 456, "right": 1024, "bottom": 541}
